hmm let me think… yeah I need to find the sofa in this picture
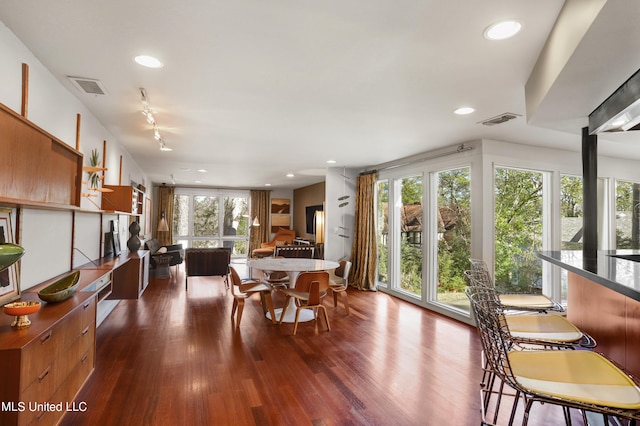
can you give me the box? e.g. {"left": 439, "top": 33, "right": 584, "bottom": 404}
{"left": 144, "top": 239, "right": 184, "bottom": 277}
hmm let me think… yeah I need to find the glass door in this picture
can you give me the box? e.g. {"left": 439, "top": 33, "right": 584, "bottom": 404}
{"left": 433, "top": 167, "right": 471, "bottom": 312}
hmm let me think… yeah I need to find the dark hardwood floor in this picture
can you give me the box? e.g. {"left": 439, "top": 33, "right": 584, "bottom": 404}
{"left": 61, "top": 262, "right": 581, "bottom": 425}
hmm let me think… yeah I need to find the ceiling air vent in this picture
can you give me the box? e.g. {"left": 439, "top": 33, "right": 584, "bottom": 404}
{"left": 68, "top": 76, "right": 108, "bottom": 95}
{"left": 479, "top": 112, "right": 520, "bottom": 126}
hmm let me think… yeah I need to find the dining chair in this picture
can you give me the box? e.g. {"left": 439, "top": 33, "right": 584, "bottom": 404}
{"left": 468, "top": 285, "right": 640, "bottom": 425}
{"left": 328, "top": 260, "right": 352, "bottom": 314}
{"left": 228, "top": 266, "right": 277, "bottom": 327}
{"left": 279, "top": 271, "right": 330, "bottom": 335}
{"left": 261, "top": 256, "right": 290, "bottom": 290}
{"left": 273, "top": 245, "right": 315, "bottom": 259}
{"left": 469, "top": 258, "right": 564, "bottom": 313}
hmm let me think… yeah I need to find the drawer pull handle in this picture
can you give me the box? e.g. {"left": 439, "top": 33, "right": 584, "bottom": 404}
{"left": 83, "top": 301, "right": 91, "bottom": 309}
{"left": 82, "top": 326, "right": 90, "bottom": 336}
{"left": 38, "top": 368, "right": 50, "bottom": 382}
{"left": 81, "top": 353, "right": 89, "bottom": 363}
{"left": 40, "top": 331, "right": 52, "bottom": 344}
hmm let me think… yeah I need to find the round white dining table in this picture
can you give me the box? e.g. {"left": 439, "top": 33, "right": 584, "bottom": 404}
{"left": 247, "top": 258, "right": 339, "bottom": 323}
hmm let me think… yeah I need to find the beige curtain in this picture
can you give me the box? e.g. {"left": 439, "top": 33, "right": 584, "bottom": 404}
{"left": 157, "top": 185, "right": 175, "bottom": 246}
{"left": 349, "top": 172, "right": 377, "bottom": 290}
{"left": 249, "top": 190, "right": 271, "bottom": 256}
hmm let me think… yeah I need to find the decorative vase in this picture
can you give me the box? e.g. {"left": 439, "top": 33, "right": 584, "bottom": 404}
{"left": 127, "top": 221, "right": 141, "bottom": 252}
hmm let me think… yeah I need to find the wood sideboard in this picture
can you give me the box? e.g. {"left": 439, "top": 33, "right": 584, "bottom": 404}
{"left": 0, "top": 292, "right": 95, "bottom": 426}
{"left": 0, "top": 251, "right": 150, "bottom": 425}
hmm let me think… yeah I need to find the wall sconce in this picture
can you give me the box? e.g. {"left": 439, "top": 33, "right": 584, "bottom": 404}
{"left": 158, "top": 211, "right": 169, "bottom": 232}
{"left": 314, "top": 210, "right": 325, "bottom": 244}
{"left": 252, "top": 216, "right": 260, "bottom": 227}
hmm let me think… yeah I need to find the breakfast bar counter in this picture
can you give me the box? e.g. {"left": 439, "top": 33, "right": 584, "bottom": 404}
{"left": 538, "top": 250, "right": 640, "bottom": 376}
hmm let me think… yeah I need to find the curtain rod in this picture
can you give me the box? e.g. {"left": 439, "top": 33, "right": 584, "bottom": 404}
{"left": 365, "top": 143, "right": 473, "bottom": 173}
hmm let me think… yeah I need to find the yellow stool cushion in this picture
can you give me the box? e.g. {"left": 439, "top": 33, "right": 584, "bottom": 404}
{"left": 509, "top": 350, "right": 640, "bottom": 409}
{"left": 506, "top": 314, "right": 582, "bottom": 342}
{"left": 500, "top": 293, "right": 555, "bottom": 308}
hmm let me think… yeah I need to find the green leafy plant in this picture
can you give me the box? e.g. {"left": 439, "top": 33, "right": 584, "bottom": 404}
{"left": 87, "top": 149, "right": 100, "bottom": 189}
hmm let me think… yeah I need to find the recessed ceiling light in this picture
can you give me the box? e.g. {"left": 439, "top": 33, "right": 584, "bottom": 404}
{"left": 327, "top": 160, "right": 337, "bottom": 164}
{"left": 264, "top": 183, "right": 272, "bottom": 187}
{"left": 484, "top": 20, "right": 522, "bottom": 40}
{"left": 197, "top": 169, "right": 207, "bottom": 173}
{"left": 180, "top": 168, "right": 191, "bottom": 172}
{"left": 454, "top": 107, "right": 475, "bottom": 115}
{"left": 286, "top": 173, "right": 294, "bottom": 178}
{"left": 195, "top": 180, "right": 202, "bottom": 184}
{"left": 134, "top": 55, "right": 164, "bottom": 68}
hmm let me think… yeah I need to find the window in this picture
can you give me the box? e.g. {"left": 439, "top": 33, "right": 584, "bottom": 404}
{"left": 561, "top": 175, "right": 583, "bottom": 250}
{"left": 398, "top": 175, "right": 423, "bottom": 296}
{"left": 434, "top": 167, "right": 471, "bottom": 312}
{"left": 616, "top": 180, "right": 640, "bottom": 249}
{"left": 494, "top": 167, "right": 544, "bottom": 293}
{"left": 222, "top": 196, "right": 249, "bottom": 255}
{"left": 376, "top": 161, "right": 472, "bottom": 321}
{"left": 172, "top": 189, "right": 250, "bottom": 255}
{"left": 376, "top": 180, "right": 389, "bottom": 286}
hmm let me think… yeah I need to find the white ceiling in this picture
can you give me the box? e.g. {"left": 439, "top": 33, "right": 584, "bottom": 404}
{"left": 1, "top": 0, "right": 639, "bottom": 189}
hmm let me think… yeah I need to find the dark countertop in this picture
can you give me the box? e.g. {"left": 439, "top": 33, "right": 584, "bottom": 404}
{"left": 537, "top": 250, "right": 640, "bottom": 301}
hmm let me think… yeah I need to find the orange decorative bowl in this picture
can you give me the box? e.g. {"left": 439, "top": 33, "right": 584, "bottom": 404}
{"left": 3, "top": 301, "right": 41, "bottom": 328}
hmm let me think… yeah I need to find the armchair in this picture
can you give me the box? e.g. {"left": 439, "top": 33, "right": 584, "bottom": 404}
{"left": 144, "top": 239, "right": 184, "bottom": 277}
{"left": 251, "top": 228, "right": 296, "bottom": 258}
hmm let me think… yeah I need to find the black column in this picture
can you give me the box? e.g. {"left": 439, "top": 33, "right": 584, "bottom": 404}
{"left": 582, "top": 127, "right": 598, "bottom": 271}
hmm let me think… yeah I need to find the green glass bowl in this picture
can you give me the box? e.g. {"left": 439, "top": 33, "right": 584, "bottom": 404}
{"left": 0, "top": 243, "right": 25, "bottom": 272}
{"left": 38, "top": 270, "right": 81, "bottom": 303}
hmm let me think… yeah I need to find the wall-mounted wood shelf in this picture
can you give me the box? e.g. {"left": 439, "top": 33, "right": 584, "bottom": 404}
{"left": 101, "top": 185, "right": 144, "bottom": 215}
{"left": 0, "top": 102, "right": 83, "bottom": 208}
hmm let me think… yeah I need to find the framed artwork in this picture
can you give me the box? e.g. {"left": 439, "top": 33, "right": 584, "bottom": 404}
{"left": 145, "top": 197, "right": 152, "bottom": 237}
{"left": 0, "top": 209, "right": 20, "bottom": 305}
{"left": 271, "top": 198, "right": 290, "bottom": 214}
{"left": 111, "top": 220, "right": 121, "bottom": 256}
{"left": 271, "top": 214, "right": 290, "bottom": 233}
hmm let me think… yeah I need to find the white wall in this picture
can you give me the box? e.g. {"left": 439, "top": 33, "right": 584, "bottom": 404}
{"left": 324, "top": 167, "right": 357, "bottom": 262}
{"left": 0, "top": 22, "right": 148, "bottom": 289}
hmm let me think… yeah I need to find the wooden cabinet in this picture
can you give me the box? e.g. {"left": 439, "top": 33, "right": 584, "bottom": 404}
{"left": 101, "top": 185, "right": 144, "bottom": 214}
{"left": 108, "top": 251, "right": 150, "bottom": 299}
{"left": 0, "top": 103, "right": 83, "bottom": 207}
{"left": 0, "top": 293, "right": 96, "bottom": 426}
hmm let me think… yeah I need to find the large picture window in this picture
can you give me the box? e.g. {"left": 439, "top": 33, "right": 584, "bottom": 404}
{"left": 494, "top": 167, "right": 544, "bottom": 293}
{"left": 172, "top": 188, "right": 250, "bottom": 255}
{"left": 376, "top": 162, "right": 472, "bottom": 321}
{"left": 434, "top": 167, "right": 471, "bottom": 312}
{"left": 616, "top": 180, "right": 640, "bottom": 249}
{"left": 376, "top": 180, "right": 389, "bottom": 286}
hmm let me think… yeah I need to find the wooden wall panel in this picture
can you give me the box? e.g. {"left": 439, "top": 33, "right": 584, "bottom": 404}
{"left": 48, "top": 141, "right": 81, "bottom": 205}
{"left": 0, "top": 110, "right": 50, "bottom": 202}
{"left": 568, "top": 272, "right": 640, "bottom": 376}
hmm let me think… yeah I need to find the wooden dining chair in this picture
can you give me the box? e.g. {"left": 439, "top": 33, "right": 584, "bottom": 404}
{"left": 229, "top": 266, "right": 277, "bottom": 327}
{"left": 279, "top": 271, "right": 330, "bottom": 335}
{"left": 261, "top": 256, "right": 290, "bottom": 290}
{"left": 328, "top": 260, "right": 352, "bottom": 314}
